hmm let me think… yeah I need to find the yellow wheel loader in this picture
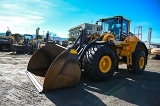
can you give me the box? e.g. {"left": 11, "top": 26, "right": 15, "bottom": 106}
{"left": 151, "top": 45, "right": 160, "bottom": 59}
{"left": 26, "top": 16, "right": 148, "bottom": 92}
{"left": 12, "top": 34, "right": 36, "bottom": 54}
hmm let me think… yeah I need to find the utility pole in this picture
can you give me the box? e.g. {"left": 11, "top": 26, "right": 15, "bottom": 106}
{"left": 46, "top": 31, "right": 49, "bottom": 42}
{"left": 43, "top": 31, "right": 44, "bottom": 37}
{"left": 36, "top": 27, "right": 40, "bottom": 40}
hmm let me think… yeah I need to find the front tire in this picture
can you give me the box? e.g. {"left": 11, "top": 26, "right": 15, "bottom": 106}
{"left": 83, "top": 46, "right": 117, "bottom": 81}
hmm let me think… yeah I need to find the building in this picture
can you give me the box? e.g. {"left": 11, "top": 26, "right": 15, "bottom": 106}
{"left": 68, "top": 23, "right": 102, "bottom": 38}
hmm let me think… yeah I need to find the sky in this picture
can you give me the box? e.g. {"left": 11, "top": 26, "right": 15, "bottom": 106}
{"left": 0, "top": 0, "right": 160, "bottom": 43}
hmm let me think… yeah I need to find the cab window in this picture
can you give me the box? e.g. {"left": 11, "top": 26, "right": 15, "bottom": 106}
{"left": 122, "top": 20, "right": 128, "bottom": 34}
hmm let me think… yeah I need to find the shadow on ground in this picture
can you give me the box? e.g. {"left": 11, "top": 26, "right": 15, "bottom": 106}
{"left": 44, "top": 69, "right": 160, "bottom": 106}
{"left": 0, "top": 50, "right": 11, "bottom": 52}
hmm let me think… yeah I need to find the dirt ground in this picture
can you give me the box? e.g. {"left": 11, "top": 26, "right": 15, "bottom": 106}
{"left": 0, "top": 51, "right": 160, "bottom": 106}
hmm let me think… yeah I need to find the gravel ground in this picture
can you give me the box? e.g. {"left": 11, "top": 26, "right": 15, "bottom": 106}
{"left": 0, "top": 51, "right": 160, "bottom": 106}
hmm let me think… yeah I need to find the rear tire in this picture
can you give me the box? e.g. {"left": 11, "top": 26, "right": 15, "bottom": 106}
{"left": 127, "top": 51, "right": 146, "bottom": 74}
{"left": 83, "top": 46, "right": 117, "bottom": 81}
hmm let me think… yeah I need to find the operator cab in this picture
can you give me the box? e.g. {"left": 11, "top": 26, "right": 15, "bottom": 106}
{"left": 6, "top": 29, "right": 11, "bottom": 36}
{"left": 96, "top": 16, "right": 130, "bottom": 41}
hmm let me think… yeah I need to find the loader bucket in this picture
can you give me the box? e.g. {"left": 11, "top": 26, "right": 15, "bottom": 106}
{"left": 26, "top": 44, "right": 81, "bottom": 92}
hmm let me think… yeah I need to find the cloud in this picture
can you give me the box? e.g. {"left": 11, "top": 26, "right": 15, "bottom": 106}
{"left": 0, "top": 0, "right": 52, "bottom": 33}
{"left": 0, "top": 0, "right": 82, "bottom": 36}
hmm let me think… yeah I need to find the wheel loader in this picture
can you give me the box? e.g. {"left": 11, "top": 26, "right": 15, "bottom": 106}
{"left": 12, "top": 34, "right": 36, "bottom": 54}
{"left": 26, "top": 16, "right": 148, "bottom": 92}
{"left": 151, "top": 45, "right": 160, "bottom": 59}
{"left": 0, "top": 29, "right": 14, "bottom": 51}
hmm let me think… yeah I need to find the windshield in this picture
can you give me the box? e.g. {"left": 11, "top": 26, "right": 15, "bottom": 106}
{"left": 102, "top": 18, "right": 121, "bottom": 33}
{"left": 100, "top": 18, "right": 122, "bottom": 40}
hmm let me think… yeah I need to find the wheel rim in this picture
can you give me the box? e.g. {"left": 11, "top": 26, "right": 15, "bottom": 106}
{"left": 99, "top": 55, "right": 112, "bottom": 73}
{"left": 139, "top": 57, "right": 145, "bottom": 68}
